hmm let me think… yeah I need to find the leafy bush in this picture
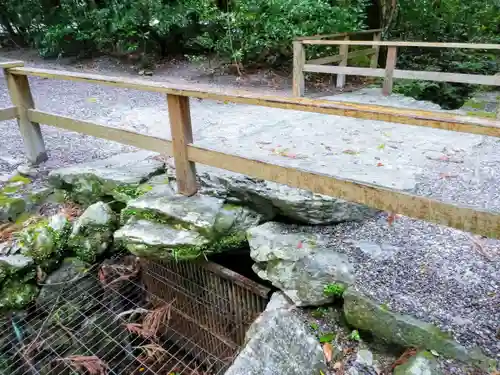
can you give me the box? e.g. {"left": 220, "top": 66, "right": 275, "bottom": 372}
{"left": 0, "top": 0, "right": 368, "bottom": 64}
{"left": 390, "top": 0, "right": 500, "bottom": 109}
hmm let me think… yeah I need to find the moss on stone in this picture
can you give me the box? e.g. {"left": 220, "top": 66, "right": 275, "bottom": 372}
{"left": 2, "top": 185, "right": 20, "bottom": 194}
{"left": 343, "top": 288, "right": 494, "bottom": 370}
{"left": 0, "top": 280, "right": 39, "bottom": 311}
{"left": 466, "top": 111, "right": 496, "bottom": 119}
{"left": 464, "top": 99, "right": 487, "bottom": 110}
{"left": 8, "top": 174, "right": 31, "bottom": 185}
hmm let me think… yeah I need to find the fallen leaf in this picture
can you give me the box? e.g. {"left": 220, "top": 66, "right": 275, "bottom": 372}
{"left": 430, "top": 349, "right": 440, "bottom": 357}
{"left": 376, "top": 162, "right": 384, "bottom": 167}
{"left": 377, "top": 143, "right": 386, "bottom": 150}
{"left": 439, "top": 172, "right": 458, "bottom": 179}
{"left": 387, "top": 212, "right": 400, "bottom": 226}
{"left": 342, "top": 149, "right": 359, "bottom": 155}
{"left": 87, "top": 97, "right": 97, "bottom": 103}
{"left": 297, "top": 241, "right": 303, "bottom": 249}
{"left": 323, "top": 342, "right": 333, "bottom": 363}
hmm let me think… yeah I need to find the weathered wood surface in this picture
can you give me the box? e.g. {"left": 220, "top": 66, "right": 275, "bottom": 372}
{"left": 292, "top": 41, "right": 305, "bottom": 97}
{"left": 294, "top": 28, "right": 383, "bottom": 41}
{"left": 4, "top": 70, "right": 47, "bottom": 164}
{"left": 370, "top": 32, "right": 381, "bottom": 68}
{"left": 336, "top": 36, "right": 350, "bottom": 88}
{"left": 28, "top": 110, "right": 173, "bottom": 154}
{"left": 383, "top": 47, "right": 397, "bottom": 95}
{"left": 0, "top": 107, "right": 17, "bottom": 121}
{"left": 9, "top": 67, "right": 500, "bottom": 137}
{"left": 300, "top": 40, "right": 500, "bottom": 49}
{"left": 167, "top": 94, "right": 198, "bottom": 195}
{"left": 187, "top": 145, "right": 500, "bottom": 238}
{"left": 0, "top": 61, "right": 24, "bottom": 69}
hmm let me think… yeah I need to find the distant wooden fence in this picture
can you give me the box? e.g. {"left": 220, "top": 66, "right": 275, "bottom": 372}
{"left": 1, "top": 60, "right": 500, "bottom": 239}
{"left": 293, "top": 37, "right": 500, "bottom": 103}
{"left": 294, "top": 29, "right": 382, "bottom": 91}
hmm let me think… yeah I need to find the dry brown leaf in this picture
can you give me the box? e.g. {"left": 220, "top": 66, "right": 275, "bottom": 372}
{"left": 323, "top": 342, "right": 333, "bottom": 363}
{"left": 59, "top": 355, "right": 108, "bottom": 375}
{"left": 391, "top": 347, "right": 417, "bottom": 369}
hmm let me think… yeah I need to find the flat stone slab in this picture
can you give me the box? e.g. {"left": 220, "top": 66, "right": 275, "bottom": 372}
{"left": 49, "top": 151, "right": 164, "bottom": 204}
{"left": 254, "top": 216, "right": 500, "bottom": 365}
{"left": 114, "top": 219, "right": 210, "bottom": 259}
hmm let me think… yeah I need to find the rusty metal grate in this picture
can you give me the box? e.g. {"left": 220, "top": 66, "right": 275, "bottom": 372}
{"left": 140, "top": 258, "right": 271, "bottom": 374}
{"left": 0, "top": 255, "right": 269, "bottom": 375}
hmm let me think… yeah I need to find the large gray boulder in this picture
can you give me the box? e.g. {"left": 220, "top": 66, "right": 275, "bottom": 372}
{"left": 160, "top": 166, "right": 376, "bottom": 224}
{"left": 224, "top": 292, "right": 326, "bottom": 375}
{"left": 68, "top": 201, "right": 117, "bottom": 262}
{"left": 247, "top": 222, "right": 355, "bottom": 306}
{"left": 116, "top": 189, "right": 265, "bottom": 260}
{"left": 49, "top": 151, "right": 164, "bottom": 204}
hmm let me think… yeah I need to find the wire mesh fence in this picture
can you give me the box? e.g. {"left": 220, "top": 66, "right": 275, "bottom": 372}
{"left": 0, "top": 255, "right": 270, "bottom": 375}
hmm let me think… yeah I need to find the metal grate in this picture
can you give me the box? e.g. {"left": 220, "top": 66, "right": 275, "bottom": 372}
{"left": 0, "top": 255, "right": 270, "bottom": 375}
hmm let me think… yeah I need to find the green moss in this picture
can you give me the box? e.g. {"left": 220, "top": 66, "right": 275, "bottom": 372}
{"left": 464, "top": 99, "right": 487, "bottom": 109}
{"left": 323, "top": 283, "right": 346, "bottom": 298}
{"left": 112, "top": 184, "right": 143, "bottom": 200}
{"left": 0, "top": 280, "right": 39, "bottom": 311}
{"left": 2, "top": 185, "right": 20, "bottom": 194}
{"left": 8, "top": 174, "right": 31, "bottom": 185}
{"left": 466, "top": 111, "right": 496, "bottom": 119}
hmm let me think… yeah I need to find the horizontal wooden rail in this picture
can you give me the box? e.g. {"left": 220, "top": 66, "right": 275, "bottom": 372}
{"left": 306, "top": 48, "right": 377, "bottom": 65}
{"left": 9, "top": 67, "right": 500, "bottom": 137}
{"left": 0, "top": 107, "right": 17, "bottom": 121}
{"left": 295, "top": 28, "right": 382, "bottom": 41}
{"left": 0, "top": 60, "right": 24, "bottom": 69}
{"left": 22, "top": 109, "right": 500, "bottom": 238}
{"left": 301, "top": 40, "right": 500, "bottom": 49}
{"left": 187, "top": 145, "right": 500, "bottom": 238}
{"left": 27, "top": 110, "right": 173, "bottom": 154}
{"left": 303, "top": 65, "right": 500, "bottom": 86}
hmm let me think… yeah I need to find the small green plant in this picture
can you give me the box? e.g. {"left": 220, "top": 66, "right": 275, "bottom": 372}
{"left": 349, "top": 329, "right": 361, "bottom": 341}
{"left": 311, "top": 307, "right": 328, "bottom": 319}
{"left": 319, "top": 332, "right": 336, "bottom": 343}
{"left": 323, "top": 283, "right": 346, "bottom": 298}
{"left": 310, "top": 322, "right": 319, "bottom": 331}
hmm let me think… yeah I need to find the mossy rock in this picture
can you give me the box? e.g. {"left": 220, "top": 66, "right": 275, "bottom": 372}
{"left": 343, "top": 288, "right": 495, "bottom": 371}
{"left": 0, "top": 255, "right": 35, "bottom": 283}
{"left": 393, "top": 351, "right": 442, "bottom": 375}
{"left": 0, "top": 280, "right": 39, "bottom": 311}
{"left": 19, "top": 214, "right": 70, "bottom": 270}
{"left": 68, "top": 201, "right": 117, "bottom": 263}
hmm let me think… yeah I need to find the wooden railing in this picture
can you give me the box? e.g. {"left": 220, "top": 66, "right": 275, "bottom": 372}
{"left": 293, "top": 39, "right": 500, "bottom": 102}
{"left": 1, "top": 60, "right": 500, "bottom": 239}
{"left": 293, "top": 29, "right": 382, "bottom": 93}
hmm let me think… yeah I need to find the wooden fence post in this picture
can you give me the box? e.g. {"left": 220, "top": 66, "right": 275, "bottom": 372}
{"left": 4, "top": 68, "right": 47, "bottom": 164}
{"left": 336, "top": 36, "right": 350, "bottom": 89}
{"left": 370, "top": 31, "right": 381, "bottom": 69}
{"left": 167, "top": 94, "right": 198, "bottom": 196}
{"left": 292, "top": 41, "right": 305, "bottom": 97}
{"left": 382, "top": 46, "right": 397, "bottom": 96}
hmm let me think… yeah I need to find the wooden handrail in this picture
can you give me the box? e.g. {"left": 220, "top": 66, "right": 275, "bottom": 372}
{"left": 1, "top": 62, "right": 500, "bottom": 239}
{"left": 300, "top": 40, "right": 500, "bottom": 49}
{"left": 295, "top": 28, "right": 383, "bottom": 41}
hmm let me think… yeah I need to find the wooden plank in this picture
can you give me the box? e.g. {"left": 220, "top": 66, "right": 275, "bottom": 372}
{"left": 187, "top": 145, "right": 500, "bottom": 238}
{"left": 304, "top": 64, "right": 386, "bottom": 78}
{"left": 337, "top": 36, "right": 350, "bottom": 88}
{"left": 300, "top": 40, "right": 500, "bottom": 49}
{"left": 292, "top": 41, "right": 305, "bottom": 96}
{"left": 0, "top": 61, "right": 24, "bottom": 69}
{"left": 383, "top": 47, "right": 397, "bottom": 95}
{"left": 27, "top": 110, "right": 173, "bottom": 154}
{"left": 4, "top": 70, "right": 47, "bottom": 164}
{"left": 0, "top": 107, "right": 17, "bottom": 121}
{"left": 370, "top": 32, "right": 381, "bottom": 68}
{"left": 167, "top": 94, "right": 197, "bottom": 196}
{"left": 306, "top": 48, "right": 376, "bottom": 66}
{"left": 393, "top": 69, "right": 500, "bottom": 86}
{"left": 295, "top": 28, "right": 383, "bottom": 41}
{"left": 10, "top": 66, "right": 500, "bottom": 138}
